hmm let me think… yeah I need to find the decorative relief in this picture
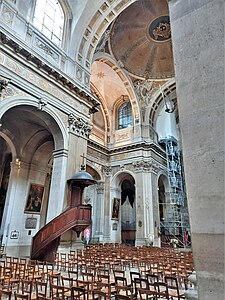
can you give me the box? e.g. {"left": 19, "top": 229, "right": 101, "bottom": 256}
{"left": 2, "top": 54, "right": 80, "bottom": 110}
{"left": 68, "top": 114, "right": 92, "bottom": 139}
{"left": 37, "top": 99, "right": 47, "bottom": 111}
{"left": 96, "top": 182, "right": 104, "bottom": 194}
{"left": 95, "top": 30, "right": 110, "bottom": 53}
{"left": 133, "top": 80, "right": 154, "bottom": 106}
{"left": 133, "top": 159, "right": 164, "bottom": 174}
{"left": 35, "top": 37, "right": 59, "bottom": 62}
{"left": 102, "top": 166, "right": 112, "bottom": 176}
{"left": 1, "top": 5, "right": 14, "bottom": 26}
{"left": 2, "top": 85, "right": 27, "bottom": 99}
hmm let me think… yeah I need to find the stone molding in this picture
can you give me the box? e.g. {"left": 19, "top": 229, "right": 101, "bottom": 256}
{"left": 0, "top": 31, "right": 100, "bottom": 112}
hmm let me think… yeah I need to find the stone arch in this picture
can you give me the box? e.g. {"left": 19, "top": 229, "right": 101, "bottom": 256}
{"left": 72, "top": 0, "right": 137, "bottom": 72}
{"left": 91, "top": 55, "right": 141, "bottom": 126}
{"left": 146, "top": 79, "right": 176, "bottom": 127}
{"left": 0, "top": 96, "right": 67, "bottom": 150}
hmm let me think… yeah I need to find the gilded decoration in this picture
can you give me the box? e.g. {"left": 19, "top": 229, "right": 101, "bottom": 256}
{"left": 149, "top": 16, "right": 171, "bottom": 42}
{"left": 68, "top": 114, "right": 92, "bottom": 139}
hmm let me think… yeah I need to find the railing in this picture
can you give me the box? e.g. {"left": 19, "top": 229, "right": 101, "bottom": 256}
{"left": 31, "top": 205, "right": 92, "bottom": 260}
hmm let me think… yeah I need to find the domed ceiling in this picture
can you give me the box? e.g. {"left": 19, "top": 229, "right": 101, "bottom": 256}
{"left": 109, "top": 0, "right": 174, "bottom": 79}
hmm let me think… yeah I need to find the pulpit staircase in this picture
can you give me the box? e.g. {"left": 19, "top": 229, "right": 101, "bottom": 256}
{"left": 30, "top": 204, "right": 92, "bottom": 261}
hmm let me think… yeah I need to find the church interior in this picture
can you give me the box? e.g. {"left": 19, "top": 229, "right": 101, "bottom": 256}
{"left": 0, "top": 0, "right": 224, "bottom": 299}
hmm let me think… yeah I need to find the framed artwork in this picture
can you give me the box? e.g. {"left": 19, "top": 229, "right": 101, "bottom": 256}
{"left": 112, "top": 198, "right": 120, "bottom": 220}
{"left": 24, "top": 183, "right": 44, "bottom": 214}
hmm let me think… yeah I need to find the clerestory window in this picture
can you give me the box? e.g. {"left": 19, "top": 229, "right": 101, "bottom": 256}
{"left": 117, "top": 102, "right": 132, "bottom": 129}
{"left": 33, "top": 0, "right": 64, "bottom": 46}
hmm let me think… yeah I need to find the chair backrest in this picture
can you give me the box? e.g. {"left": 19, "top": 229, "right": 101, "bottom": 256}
{"left": 36, "top": 280, "right": 48, "bottom": 298}
{"left": 14, "top": 292, "right": 29, "bottom": 300}
{"left": 21, "top": 279, "right": 33, "bottom": 297}
{"left": 92, "top": 289, "right": 107, "bottom": 300}
{"left": 50, "top": 284, "right": 66, "bottom": 300}
{"left": 70, "top": 286, "right": 86, "bottom": 300}
{"left": 154, "top": 282, "right": 169, "bottom": 300}
{"left": 139, "top": 288, "right": 157, "bottom": 300}
{"left": 114, "top": 276, "right": 127, "bottom": 287}
{"left": 0, "top": 289, "right": 12, "bottom": 300}
{"left": 165, "top": 276, "right": 180, "bottom": 297}
{"left": 115, "top": 295, "right": 131, "bottom": 300}
{"left": 130, "top": 271, "right": 141, "bottom": 287}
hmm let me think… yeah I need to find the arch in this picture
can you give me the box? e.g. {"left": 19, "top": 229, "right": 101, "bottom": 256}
{"left": 0, "top": 96, "right": 67, "bottom": 150}
{"left": 146, "top": 79, "right": 176, "bottom": 127}
{"left": 0, "top": 132, "right": 17, "bottom": 163}
{"left": 111, "top": 169, "right": 136, "bottom": 187}
{"left": 72, "top": 0, "right": 137, "bottom": 71}
{"left": 91, "top": 55, "right": 141, "bottom": 126}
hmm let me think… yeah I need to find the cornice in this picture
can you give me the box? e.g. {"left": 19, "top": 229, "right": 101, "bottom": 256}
{"left": 0, "top": 31, "right": 100, "bottom": 113}
{"left": 87, "top": 140, "right": 166, "bottom": 159}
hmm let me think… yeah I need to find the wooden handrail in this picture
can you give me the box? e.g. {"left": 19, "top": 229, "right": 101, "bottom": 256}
{"left": 31, "top": 205, "right": 91, "bottom": 260}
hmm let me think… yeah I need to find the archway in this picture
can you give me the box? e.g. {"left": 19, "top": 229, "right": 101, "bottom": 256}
{"left": 0, "top": 104, "right": 65, "bottom": 256}
{"left": 120, "top": 175, "right": 136, "bottom": 245}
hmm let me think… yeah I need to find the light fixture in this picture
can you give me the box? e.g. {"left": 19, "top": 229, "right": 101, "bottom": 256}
{"left": 160, "top": 87, "right": 175, "bottom": 113}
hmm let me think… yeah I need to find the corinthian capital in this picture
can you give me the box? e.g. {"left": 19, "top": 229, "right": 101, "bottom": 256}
{"left": 68, "top": 114, "right": 92, "bottom": 139}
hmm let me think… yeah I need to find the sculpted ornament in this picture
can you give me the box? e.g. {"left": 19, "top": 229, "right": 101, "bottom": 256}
{"left": 68, "top": 114, "right": 92, "bottom": 139}
{"left": 134, "top": 80, "right": 153, "bottom": 107}
{"left": 133, "top": 159, "right": 164, "bottom": 174}
{"left": 102, "top": 166, "right": 112, "bottom": 177}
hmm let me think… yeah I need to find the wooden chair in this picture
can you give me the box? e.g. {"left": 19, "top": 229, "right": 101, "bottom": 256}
{"left": 114, "top": 276, "right": 133, "bottom": 298}
{"left": 154, "top": 282, "right": 169, "bottom": 300}
{"left": 139, "top": 288, "right": 157, "bottom": 300}
{"left": 0, "top": 289, "right": 12, "bottom": 300}
{"left": 133, "top": 277, "right": 149, "bottom": 298}
{"left": 115, "top": 295, "right": 132, "bottom": 300}
{"left": 20, "top": 279, "right": 36, "bottom": 300}
{"left": 92, "top": 289, "right": 107, "bottom": 300}
{"left": 14, "top": 292, "right": 29, "bottom": 300}
{"left": 70, "top": 286, "right": 86, "bottom": 300}
{"left": 36, "top": 280, "right": 49, "bottom": 299}
{"left": 50, "top": 284, "right": 67, "bottom": 300}
{"left": 164, "top": 276, "right": 185, "bottom": 299}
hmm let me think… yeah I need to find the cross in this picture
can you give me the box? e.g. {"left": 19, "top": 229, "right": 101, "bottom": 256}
{"left": 80, "top": 153, "right": 86, "bottom": 170}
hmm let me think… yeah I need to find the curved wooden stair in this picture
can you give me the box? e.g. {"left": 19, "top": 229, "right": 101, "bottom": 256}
{"left": 31, "top": 204, "right": 92, "bottom": 262}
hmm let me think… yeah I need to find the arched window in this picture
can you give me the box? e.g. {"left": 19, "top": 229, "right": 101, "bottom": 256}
{"left": 33, "top": 0, "right": 64, "bottom": 46}
{"left": 117, "top": 102, "right": 132, "bottom": 129}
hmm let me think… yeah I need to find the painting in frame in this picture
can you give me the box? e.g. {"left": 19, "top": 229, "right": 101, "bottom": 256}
{"left": 24, "top": 183, "right": 44, "bottom": 214}
{"left": 111, "top": 198, "right": 120, "bottom": 220}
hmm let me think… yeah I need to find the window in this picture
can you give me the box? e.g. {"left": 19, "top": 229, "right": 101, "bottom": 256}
{"left": 117, "top": 102, "right": 132, "bottom": 129}
{"left": 33, "top": 0, "right": 64, "bottom": 46}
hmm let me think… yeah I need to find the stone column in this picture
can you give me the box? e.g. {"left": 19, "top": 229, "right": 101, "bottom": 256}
{"left": 93, "top": 181, "right": 104, "bottom": 242}
{"left": 133, "top": 160, "right": 159, "bottom": 246}
{"left": 46, "top": 149, "right": 68, "bottom": 222}
{"left": 169, "top": 1, "right": 224, "bottom": 299}
{"left": 102, "top": 167, "right": 112, "bottom": 242}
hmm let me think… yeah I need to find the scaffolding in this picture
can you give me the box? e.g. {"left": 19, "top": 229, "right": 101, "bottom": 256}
{"left": 159, "top": 136, "right": 189, "bottom": 239}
